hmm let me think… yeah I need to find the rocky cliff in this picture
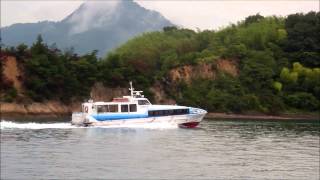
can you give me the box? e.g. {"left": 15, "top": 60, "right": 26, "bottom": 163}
{"left": 168, "top": 59, "right": 238, "bottom": 84}
{"left": 0, "top": 56, "right": 129, "bottom": 117}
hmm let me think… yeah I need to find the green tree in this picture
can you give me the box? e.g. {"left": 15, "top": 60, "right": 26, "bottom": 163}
{"left": 244, "top": 13, "right": 264, "bottom": 26}
{"left": 284, "top": 92, "right": 319, "bottom": 111}
{"left": 240, "top": 51, "right": 276, "bottom": 92}
{"left": 284, "top": 12, "right": 320, "bottom": 67}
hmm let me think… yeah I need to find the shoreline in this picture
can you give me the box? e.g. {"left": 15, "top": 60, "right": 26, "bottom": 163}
{"left": 1, "top": 112, "right": 318, "bottom": 121}
{"left": 206, "top": 113, "right": 319, "bottom": 121}
{"left": 0, "top": 113, "right": 70, "bottom": 121}
{"left": 1, "top": 102, "right": 318, "bottom": 121}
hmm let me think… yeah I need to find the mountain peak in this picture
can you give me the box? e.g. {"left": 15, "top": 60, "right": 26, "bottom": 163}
{"left": 2, "top": 0, "right": 174, "bottom": 56}
{"left": 64, "top": 1, "right": 122, "bottom": 34}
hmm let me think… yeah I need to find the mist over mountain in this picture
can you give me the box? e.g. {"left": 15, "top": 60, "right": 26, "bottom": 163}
{"left": 1, "top": 0, "right": 173, "bottom": 56}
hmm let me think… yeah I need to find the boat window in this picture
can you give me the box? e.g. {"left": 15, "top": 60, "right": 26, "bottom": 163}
{"left": 109, "top": 105, "right": 118, "bottom": 112}
{"left": 129, "top": 104, "right": 137, "bottom": 112}
{"left": 97, "top": 105, "right": 118, "bottom": 113}
{"left": 97, "top": 105, "right": 107, "bottom": 113}
{"left": 153, "top": 111, "right": 158, "bottom": 116}
{"left": 148, "top": 109, "right": 190, "bottom": 117}
{"left": 121, "top": 104, "right": 129, "bottom": 112}
{"left": 138, "top": 100, "right": 150, "bottom": 105}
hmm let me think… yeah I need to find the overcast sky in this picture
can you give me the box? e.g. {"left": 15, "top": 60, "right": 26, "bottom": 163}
{"left": 1, "top": 0, "right": 319, "bottom": 30}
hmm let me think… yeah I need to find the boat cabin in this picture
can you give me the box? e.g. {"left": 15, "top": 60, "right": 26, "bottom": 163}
{"left": 81, "top": 82, "right": 152, "bottom": 115}
{"left": 80, "top": 82, "right": 190, "bottom": 117}
{"left": 81, "top": 97, "right": 151, "bottom": 115}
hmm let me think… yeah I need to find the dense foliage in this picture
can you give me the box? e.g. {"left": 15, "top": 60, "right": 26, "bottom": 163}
{"left": 2, "top": 35, "right": 99, "bottom": 103}
{"left": 1, "top": 12, "right": 319, "bottom": 114}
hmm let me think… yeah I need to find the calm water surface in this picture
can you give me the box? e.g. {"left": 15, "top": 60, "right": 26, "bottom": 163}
{"left": 1, "top": 119, "right": 319, "bottom": 179}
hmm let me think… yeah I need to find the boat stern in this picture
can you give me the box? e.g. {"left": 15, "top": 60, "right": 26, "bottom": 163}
{"left": 71, "top": 113, "right": 88, "bottom": 126}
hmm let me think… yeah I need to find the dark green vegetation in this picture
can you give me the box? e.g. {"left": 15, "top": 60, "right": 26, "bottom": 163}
{"left": 1, "top": 12, "right": 319, "bottom": 114}
{"left": 1, "top": 36, "right": 99, "bottom": 103}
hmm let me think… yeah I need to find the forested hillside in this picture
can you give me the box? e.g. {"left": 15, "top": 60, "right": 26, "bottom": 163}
{"left": 1, "top": 12, "right": 319, "bottom": 115}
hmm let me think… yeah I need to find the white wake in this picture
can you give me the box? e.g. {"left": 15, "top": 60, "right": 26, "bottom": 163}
{"left": 98, "top": 122, "right": 178, "bottom": 129}
{"left": 0, "top": 121, "right": 76, "bottom": 129}
{"left": 0, "top": 120, "right": 178, "bottom": 130}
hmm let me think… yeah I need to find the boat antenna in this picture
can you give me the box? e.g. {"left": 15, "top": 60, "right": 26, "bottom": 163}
{"left": 129, "top": 81, "right": 134, "bottom": 97}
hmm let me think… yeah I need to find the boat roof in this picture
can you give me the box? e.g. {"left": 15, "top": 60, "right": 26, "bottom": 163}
{"left": 84, "top": 97, "right": 150, "bottom": 105}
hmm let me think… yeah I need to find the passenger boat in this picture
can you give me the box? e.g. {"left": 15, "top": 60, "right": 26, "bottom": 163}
{"left": 71, "top": 82, "right": 207, "bottom": 128}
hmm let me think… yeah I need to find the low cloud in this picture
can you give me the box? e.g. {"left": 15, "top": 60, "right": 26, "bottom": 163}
{"left": 1, "top": 0, "right": 318, "bottom": 30}
{"left": 66, "top": 1, "right": 120, "bottom": 34}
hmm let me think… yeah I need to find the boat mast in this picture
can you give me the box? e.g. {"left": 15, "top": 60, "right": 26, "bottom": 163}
{"left": 129, "top": 81, "right": 143, "bottom": 98}
{"left": 129, "top": 81, "right": 134, "bottom": 97}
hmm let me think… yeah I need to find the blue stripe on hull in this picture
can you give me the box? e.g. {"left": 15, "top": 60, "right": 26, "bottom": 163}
{"left": 92, "top": 114, "right": 148, "bottom": 121}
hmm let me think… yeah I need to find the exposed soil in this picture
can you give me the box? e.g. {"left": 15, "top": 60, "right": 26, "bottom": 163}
{"left": 2, "top": 56, "right": 23, "bottom": 93}
{"left": 169, "top": 59, "right": 238, "bottom": 84}
{"left": 149, "top": 81, "right": 176, "bottom": 105}
{"left": 0, "top": 101, "right": 78, "bottom": 118}
{"left": 216, "top": 59, "right": 238, "bottom": 77}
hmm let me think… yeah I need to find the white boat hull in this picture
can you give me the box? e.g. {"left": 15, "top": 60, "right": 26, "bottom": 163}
{"left": 72, "top": 113, "right": 206, "bottom": 128}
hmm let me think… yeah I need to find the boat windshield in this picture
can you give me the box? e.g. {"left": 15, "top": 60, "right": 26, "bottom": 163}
{"left": 138, "top": 100, "right": 150, "bottom": 105}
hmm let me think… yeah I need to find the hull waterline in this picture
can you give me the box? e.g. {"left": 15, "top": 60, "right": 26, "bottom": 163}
{"left": 178, "top": 122, "right": 200, "bottom": 128}
{"left": 72, "top": 114, "right": 206, "bottom": 128}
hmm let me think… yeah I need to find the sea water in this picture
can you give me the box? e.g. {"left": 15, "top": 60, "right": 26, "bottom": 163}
{"left": 1, "top": 119, "right": 319, "bottom": 179}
